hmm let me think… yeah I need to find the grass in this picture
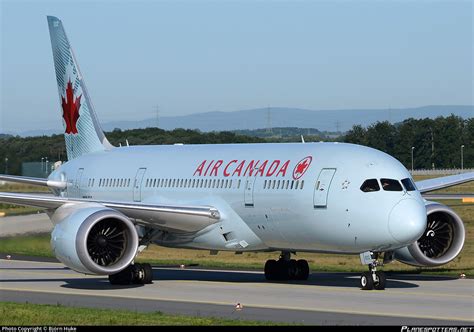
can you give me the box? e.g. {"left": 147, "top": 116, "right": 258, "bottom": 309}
{"left": 0, "top": 183, "right": 46, "bottom": 215}
{"left": 0, "top": 175, "right": 472, "bottom": 277}
{"left": 0, "top": 302, "right": 279, "bottom": 326}
{"left": 0, "top": 235, "right": 53, "bottom": 257}
{"left": 0, "top": 183, "right": 50, "bottom": 193}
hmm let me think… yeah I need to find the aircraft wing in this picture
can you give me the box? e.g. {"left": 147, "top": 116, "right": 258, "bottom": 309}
{"left": 0, "top": 192, "right": 220, "bottom": 233}
{"left": 0, "top": 174, "right": 66, "bottom": 189}
{"left": 415, "top": 172, "right": 474, "bottom": 194}
{"left": 422, "top": 193, "right": 474, "bottom": 200}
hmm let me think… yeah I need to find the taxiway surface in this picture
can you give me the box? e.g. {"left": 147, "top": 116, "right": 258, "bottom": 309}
{"left": 0, "top": 258, "right": 472, "bottom": 325}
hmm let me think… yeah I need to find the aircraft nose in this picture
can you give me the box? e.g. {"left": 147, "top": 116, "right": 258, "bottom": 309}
{"left": 388, "top": 198, "right": 427, "bottom": 244}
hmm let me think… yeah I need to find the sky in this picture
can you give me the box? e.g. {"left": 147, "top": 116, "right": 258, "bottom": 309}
{"left": 1, "top": 0, "right": 472, "bottom": 133}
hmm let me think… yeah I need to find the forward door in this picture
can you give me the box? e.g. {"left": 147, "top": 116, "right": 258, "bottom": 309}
{"left": 244, "top": 175, "right": 257, "bottom": 207}
{"left": 313, "top": 168, "right": 336, "bottom": 208}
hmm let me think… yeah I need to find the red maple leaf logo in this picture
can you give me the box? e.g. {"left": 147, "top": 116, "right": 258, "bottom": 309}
{"left": 61, "top": 80, "right": 82, "bottom": 134}
{"left": 293, "top": 156, "right": 312, "bottom": 180}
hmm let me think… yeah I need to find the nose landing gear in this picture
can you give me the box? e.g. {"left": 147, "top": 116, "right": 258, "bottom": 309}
{"left": 264, "top": 252, "right": 310, "bottom": 281}
{"left": 359, "top": 251, "right": 386, "bottom": 290}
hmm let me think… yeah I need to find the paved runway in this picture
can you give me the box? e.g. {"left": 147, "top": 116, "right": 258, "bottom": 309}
{"left": 1, "top": 258, "right": 473, "bottom": 325}
{"left": 0, "top": 213, "right": 52, "bottom": 237}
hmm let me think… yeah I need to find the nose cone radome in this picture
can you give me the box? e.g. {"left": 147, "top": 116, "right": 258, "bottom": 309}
{"left": 388, "top": 198, "right": 427, "bottom": 244}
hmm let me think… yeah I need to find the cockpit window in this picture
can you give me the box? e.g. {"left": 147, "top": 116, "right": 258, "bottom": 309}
{"left": 360, "top": 179, "right": 380, "bottom": 192}
{"left": 380, "top": 178, "right": 403, "bottom": 191}
{"left": 401, "top": 178, "right": 417, "bottom": 191}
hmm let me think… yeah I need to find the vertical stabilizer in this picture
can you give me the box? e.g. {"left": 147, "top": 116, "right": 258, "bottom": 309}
{"left": 47, "top": 16, "right": 113, "bottom": 160}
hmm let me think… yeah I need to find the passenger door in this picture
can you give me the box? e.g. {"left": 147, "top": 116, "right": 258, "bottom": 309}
{"left": 313, "top": 168, "right": 336, "bottom": 208}
{"left": 244, "top": 175, "right": 257, "bottom": 207}
{"left": 133, "top": 168, "right": 147, "bottom": 202}
{"left": 73, "top": 168, "right": 84, "bottom": 198}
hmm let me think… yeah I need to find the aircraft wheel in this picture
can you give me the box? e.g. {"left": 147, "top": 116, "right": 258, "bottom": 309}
{"left": 288, "top": 259, "right": 298, "bottom": 280}
{"left": 264, "top": 259, "right": 278, "bottom": 281}
{"left": 108, "top": 265, "right": 134, "bottom": 285}
{"left": 360, "top": 272, "right": 374, "bottom": 290}
{"left": 296, "top": 260, "right": 310, "bottom": 280}
{"left": 373, "top": 271, "right": 386, "bottom": 290}
{"left": 142, "top": 263, "right": 154, "bottom": 284}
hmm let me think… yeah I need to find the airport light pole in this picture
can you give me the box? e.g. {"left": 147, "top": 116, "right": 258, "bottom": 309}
{"left": 411, "top": 147, "right": 415, "bottom": 172}
{"left": 41, "top": 157, "right": 45, "bottom": 172}
{"left": 4, "top": 157, "right": 8, "bottom": 174}
{"left": 461, "top": 145, "right": 464, "bottom": 170}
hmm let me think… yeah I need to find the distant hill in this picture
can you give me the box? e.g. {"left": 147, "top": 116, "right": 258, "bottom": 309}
{"left": 233, "top": 127, "right": 340, "bottom": 140}
{"left": 9, "top": 105, "right": 474, "bottom": 137}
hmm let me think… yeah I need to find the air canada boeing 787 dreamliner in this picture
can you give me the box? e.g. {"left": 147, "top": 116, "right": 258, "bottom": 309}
{"left": 1, "top": 16, "right": 472, "bottom": 290}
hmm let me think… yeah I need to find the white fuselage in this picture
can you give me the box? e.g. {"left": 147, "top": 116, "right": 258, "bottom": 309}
{"left": 49, "top": 142, "right": 427, "bottom": 254}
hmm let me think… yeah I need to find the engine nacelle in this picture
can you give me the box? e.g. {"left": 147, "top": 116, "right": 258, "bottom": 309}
{"left": 51, "top": 203, "right": 139, "bottom": 275}
{"left": 394, "top": 201, "right": 465, "bottom": 267}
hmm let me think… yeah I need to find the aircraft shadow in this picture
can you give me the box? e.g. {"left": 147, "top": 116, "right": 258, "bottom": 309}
{"left": 3, "top": 267, "right": 458, "bottom": 290}
{"left": 150, "top": 268, "right": 419, "bottom": 289}
{"left": 385, "top": 272, "right": 457, "bottom": 282}
{"left": 0, "top": 277, "right": 144, "bottom": 290}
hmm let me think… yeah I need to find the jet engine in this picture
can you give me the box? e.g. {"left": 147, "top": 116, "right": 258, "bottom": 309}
{"left": 50, "top": 204, "right": 139, "bottom": 275}
{"left": 393, "top": 201, "right": 465, "bottom": 267}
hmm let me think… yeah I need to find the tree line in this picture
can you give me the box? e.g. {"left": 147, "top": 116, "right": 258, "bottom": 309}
{"left": 344, "top": 115, "right": 473, "bottom": 170}
{"left": 0, "top": 115, "right": 472, "bottom": 175}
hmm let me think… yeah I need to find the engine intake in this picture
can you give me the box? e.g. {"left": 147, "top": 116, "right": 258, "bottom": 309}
{"left": 51, "top": 204, "right": 139, "bottom": 275}
{"left": 394, "top": 202, "right": 465, "bottom": 267}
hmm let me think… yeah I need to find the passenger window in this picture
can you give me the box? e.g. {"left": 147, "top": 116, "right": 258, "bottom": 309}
{"left": 380, "top": 178, "right": 403, "bottom": 191}
{"left": 360, "top": 179, "right": 380, "bottom": 192}
{"left": 401, "top": 178, "right": 417, "bottom": 191}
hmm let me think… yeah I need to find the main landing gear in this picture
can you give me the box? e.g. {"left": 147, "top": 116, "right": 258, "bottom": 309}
{"left": 108, "top": 263, "right": 153, "bottom": 285}
{"left": 359, "top": 252, "right": 386, "bottom": 290}
{"left": 264, "top": 252, "right": 310, "bottom": 281}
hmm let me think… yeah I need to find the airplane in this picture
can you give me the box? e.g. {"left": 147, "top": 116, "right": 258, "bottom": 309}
{"left": 0, "top": 16, "right": 472, "bottom": 290}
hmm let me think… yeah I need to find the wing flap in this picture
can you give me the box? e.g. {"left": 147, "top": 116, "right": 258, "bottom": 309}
{"left": 0, "top": 192, "right": 220, "bottom": 232}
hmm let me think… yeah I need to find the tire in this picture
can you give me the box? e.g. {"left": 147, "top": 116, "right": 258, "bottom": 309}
{"left": 108, "top": 266, "right": 133, "bottom": 285}
{"left": 142, "top": 263, "right": 153, "bottom": 284}
{"left": 296, "top": 260, "right": 310, "bottom": 280}
{"left": 288, "top": 259, "right": 298, "bottom": 280}
{"left": 276, "top": 260, "right": 290, "bottom": 280}
{"left": 360, "top": 272, "right": 374, "bottom": 290}
{"left": 264, "top": 259, "right": 278, "bottom": 281}
{"left": 373, "top": 271, "right": 386, "bottom": 290}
